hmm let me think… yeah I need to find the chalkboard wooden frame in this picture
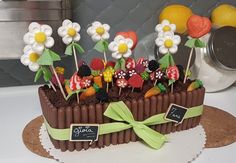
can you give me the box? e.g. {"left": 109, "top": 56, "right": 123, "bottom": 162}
{"left": 164, "top": 103, "right": 188, "bottom": 124}
{"left": 69, "top": 124, "right": 99, "bottom": 142}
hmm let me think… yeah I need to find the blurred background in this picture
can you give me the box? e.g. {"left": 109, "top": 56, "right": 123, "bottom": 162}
{"left": 0, "top": 0, "right": 235, "bottom": 88}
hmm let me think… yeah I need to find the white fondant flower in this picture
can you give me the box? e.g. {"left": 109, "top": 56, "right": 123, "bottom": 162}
{"left": 108, "top": 35, "right": 133, "bottom": 59}
{"left": 155, "top": 19, "right": 176, "bottom": 35}
{"left": 23, "top": 22, "right": 54, "bottom": 53}
{"left": 155, "top": 32, "right": 181, "bottom": 54}
{"left": 20, "top": 45, "right": 42, "bottom": 72}
{"left": 58, "top": 19, "right": 81, "bottom": 45}
{"left": 87, "top": 21, "right": 110, "bottom": 42}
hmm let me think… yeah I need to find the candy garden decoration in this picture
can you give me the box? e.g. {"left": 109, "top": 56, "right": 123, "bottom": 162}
{"left": 184, "top": 15, "right": 212, "bottom": 83}
{"left": 155, "top": 20, "right": 181, "bottom": 92}
{"left": 87, "top": 21, "right": 110, "bottom": 63}
{"left": 58, "top": 19, "right": 85, "bottom": 72}
{"left": 21, "top": 22, "right": 66, "bottom": 99}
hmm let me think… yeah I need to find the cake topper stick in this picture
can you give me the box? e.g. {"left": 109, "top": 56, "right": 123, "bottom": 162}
{"left": 58, "top": 20, "right": 84, "bottom": 72}
{"left": 87, "top": 21, "right": 110, "bottom": 63}
{"left": 51, "top": 65, "right": 67, "bottom": 99}
{"left": 184, "top": 15, "right": 212, "bottom": 84}
{"left": 49, "top": 80, "right": 57, "bottom": 92}
{"left": 183, "top": 48, "right": 194, "bottom": 83}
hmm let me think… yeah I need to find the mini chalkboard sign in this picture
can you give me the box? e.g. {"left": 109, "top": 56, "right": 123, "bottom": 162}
{"left": 164, "top": 103, "right": 188, "bottom": 124}
{"left": 70, "top": 124, "right": 99, "bottom": 143}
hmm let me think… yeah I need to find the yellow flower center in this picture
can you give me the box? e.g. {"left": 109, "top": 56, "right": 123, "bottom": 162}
{"left": 118, "top": 43, "right": 128, "bottom": 54}
{"left": 163, "top": 25, "right": 171, "bottom": 32}
{"left": 29, "top": 52, "right": 40, "bottom": 63}
{"left": 67, "top": 28, "right": 76, "bottom": 37}
{"left": 96, "top": 27, "right": 105, "bottom": 36}
{"left": 164, "top": 39, "right": 173, "bottom": 48}
{"left": 34, "top": 32, "right": 46, "bottom": 43}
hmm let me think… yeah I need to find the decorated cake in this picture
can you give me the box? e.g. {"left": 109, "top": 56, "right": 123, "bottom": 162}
{"left": 21, "top": 15, "right": 211, "bottom": 152}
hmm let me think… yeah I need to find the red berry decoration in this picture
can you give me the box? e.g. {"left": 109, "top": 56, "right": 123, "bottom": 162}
{"left": 166, "top": 66, "right": 180, "bottom": 80}
{"left": 114, "top": 70, "right": 126, "bottom": 79}
{"left": 116, "top": 31, "right": 138, "bottom": 50}
{"left": 80, "top": 77, "right": 92, "bottom": 88}
{"left": 106, "top": 61, "right": 116, "bottom": 68}
{"left": 128, "top": 74, "right": 144, "bottom": 88}
{"left": 51, "top": 74, "right": 65, "bottom": 86}
{"left": 128, "top": 69, "right": 137, "bottom": 77}
{"left": 135, "top": 64, "right": 145, "bottom": 74}
{"left": 125, "top": 57, "right": 136, "bottom": 70}
{"left": 90, "top": 58, "right": 104, "bottom": 71}
{"left": 150, "top": 72, "right": 155, "bottom": 81}
{"left": 69, "top": 73, "right": 82, "bottom": 91}
{"left": 187, "top": 15, "right": 211, "bottom": 38}
{"left": 116, "top": 79, "right": 128, "bottom": 88}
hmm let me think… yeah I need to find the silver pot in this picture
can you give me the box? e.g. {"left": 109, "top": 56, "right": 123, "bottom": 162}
{"left": 191, "top": 26, "right": 236, "bottom": 92}
{"left": 0, "top": 0, "right": 71, "bottom": 60}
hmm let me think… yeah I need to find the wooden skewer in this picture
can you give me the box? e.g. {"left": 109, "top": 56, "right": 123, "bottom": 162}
{"left": 103, "top": 51, "right": 107, "bottom": 64}
{"left": 49, "top": 81, "right": 57, "bottom": 92}
{"left": 106, "top": 83, "right": 109, "bottom": 93}
{"left": 184, "top": 48, "right": 194, "bottom": 84}
{"left": 118, "top": 87, "right": 122, "bottom": 96}
{"left": 72, "top": 44, "right": 79, "bottom": 72}
{"left": 76, "top": 93, "right": 80, "bottom": 104}
{"left": 51, "top": 65, "right": 67, "bottom": 99}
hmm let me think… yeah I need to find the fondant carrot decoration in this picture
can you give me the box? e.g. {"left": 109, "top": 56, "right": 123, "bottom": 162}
{"left": 184, "top": 15, "right": 211, "bottom": 83}
{"left": 80, "top": 84, "right": 99, "bottom": 100}
{"left": 187, "top": 79, "right": 203, "bottom": 91}
{"left": 93, "top": 75, "right": 103, "bottom": 88}
{"left": 144, "top": 83, "right": 166, "bottom": 98}
{"left": 90, "top": 58, "right": 104, "bottom": 88}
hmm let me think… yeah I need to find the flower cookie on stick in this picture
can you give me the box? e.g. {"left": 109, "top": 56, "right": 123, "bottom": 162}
{"left": 184, "top": 15, "right": 211, "bottom": 83}
{"left": 87, "top": 21, "right": 110, "bottom": 63}
{"left": 116, "top": 78, "right": 128, "bottom": 96}
{"left": 109, "top": 35, "right": 133, "bottom": 71}
{"left": 23, "top": 22, "right": 66, "bottom": 98}
{"left": 58, "top": 19, "right": 84, "bottom": 71}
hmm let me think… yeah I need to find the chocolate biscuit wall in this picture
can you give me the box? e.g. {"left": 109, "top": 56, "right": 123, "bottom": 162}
{"left": 39, "top": 87, "right": 205, "bottom": 152}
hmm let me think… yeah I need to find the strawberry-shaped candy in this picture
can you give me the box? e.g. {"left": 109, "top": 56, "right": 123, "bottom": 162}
{"left": 128, "top": 69, "right": 137, "bottom": 77}
{"left": 125, "top": 57, "right": 136, "bottom": 70}
{"left": 128, "top": 74, "right": 144, "bottom": 92}
{"left": 106, "top": 61, "right": 116, "bottom": 68}
{"left": 69, "top": 73, "right": 82, "bottom": 91}
{"left": 187, "top": 15, "right": 211, "bottom": 38}
{"left": 116, "top": 78, "right": 128, "bottom": 95}
{"left": 114, "top": 70, "right": 126, "bottom": 79}
{"left": 90, "top": 58, "right": 104, "bottom": 71}
{"left": 137, "top": 57, "right": 145, "bottom": 65}
{"left": 116, "top": 31, "right": 138, "bottom": 50}
{"left": 80, "top": 77, "right": 92, "bottom": 88}
{"left": 166, "top": 65, "right": 180, "bottom": 80}
{"left": 135, "top": 64, "right": 145, "bottom": 74}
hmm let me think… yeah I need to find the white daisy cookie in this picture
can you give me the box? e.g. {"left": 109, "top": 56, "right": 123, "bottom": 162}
{"left": 58, "top": 19, "right": 81, "bottom": 45}
{"left": 108, "top": 35, "right": 133, "bottom": 59}
{"left": 155, "top": 32, "right": 181, "bottom": 54}
{"left": 87, "top": 21, "right": 110, "bottom": 42}
{"left": 20, "top": 45, "right": 42, "bottom": 72}
{"left": 23, "top": 22, "right": 54, "bottom": 53}
{"left": 155, "top": 19, "right": 176, "bottom": 35}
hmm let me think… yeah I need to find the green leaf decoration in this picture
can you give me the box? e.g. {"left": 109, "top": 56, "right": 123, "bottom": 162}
{"left": 91, "top": 70, "right": 100, "bottom": 76}
{"left": 168, "top": 79, "right": 176, "bottom": 86}
{"left": 49, "top": 50, "right": 61, "bottom": 61}
{"left": 73, "top": 42, "right": 85, "bottom": 53}
{"left": 159, "top": 53, "right": 175, "bottom": 69}
{"left": 42, "top": 66, "right": 52, "bottom": 82}
{"left": 195, "top": 39, "right": 206, "bottom": 48}
{"left": 65, "top": 44, "right": 73, "bottom": 56}
{"left": 37, "top": 49, "right": 53, "bottom": 65}
{"left": 94, "top": 40, "right": 108, "bottom": 53}
{"left": 34, "top": 67, "right": 43, "bottom": 82}
{"left": 114, "top": 58, "right": 126, "bottom": 71}
{"left": 103, "top": 40, "right": 109, "bottom": 51}
{"left": 185, "top": 38, "right": 196, "bottom": 48}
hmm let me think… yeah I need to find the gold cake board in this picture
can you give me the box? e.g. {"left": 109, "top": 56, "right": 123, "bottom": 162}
{"left": 22, "top": 105, "right": 236, "bottom": 160}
